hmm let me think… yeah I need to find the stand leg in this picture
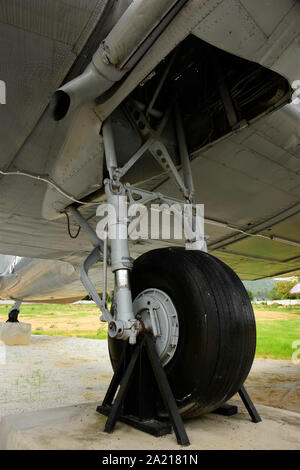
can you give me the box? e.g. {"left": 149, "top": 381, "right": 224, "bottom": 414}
{"left": 101, "top": 344, "right": 129, "bottom": 407}
{"left": 144, "top": 335, "right": 190, "bottom": 446}
{"left": 104, "top": 343, "right": 141, "bottom": 433}
{"left": 239, "top": 386, "right": 262, "bottom": 423}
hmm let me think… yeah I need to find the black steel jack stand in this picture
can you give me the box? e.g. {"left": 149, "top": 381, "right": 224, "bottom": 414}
{"left": 97, "top": 333, "right": 190, "bottom": 446}
{"left": 97, "top": 334, "right": 261, "bottom": 446}
{"left": 214, "top": 386, "right": 262, "bottom": 423}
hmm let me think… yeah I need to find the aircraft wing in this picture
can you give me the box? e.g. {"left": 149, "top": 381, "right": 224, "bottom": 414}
{"left": 0, "top": 0, "right": 299, "bottom": 293}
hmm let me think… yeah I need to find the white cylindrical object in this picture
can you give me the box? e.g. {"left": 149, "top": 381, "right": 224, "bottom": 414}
{"left": 0, "top": 322, "right": 31, "bottom": 346}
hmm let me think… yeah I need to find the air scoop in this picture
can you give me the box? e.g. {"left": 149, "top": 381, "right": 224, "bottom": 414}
{"left": 51, "top": 0, "right": 185, "bottom": 120}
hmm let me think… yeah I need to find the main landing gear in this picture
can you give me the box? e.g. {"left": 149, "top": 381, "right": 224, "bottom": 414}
{"left": 66, "top": 102, "right": 261, "bottom": 445}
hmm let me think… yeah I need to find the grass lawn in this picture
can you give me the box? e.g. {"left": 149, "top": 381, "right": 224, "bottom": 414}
{"left": 0, "top": 302, "right": 299, "bottom": 360}
{"left": 254, "top": 303, "right": 300, "bottom": 315}
{"left": 0, "top": 303, "right": 108, "bottom": 340}
{"left": 256, "top": 318, "right": 300, "bottom": 359}
{"left": 253, "top": 303, "right": 300, "bottom": 360}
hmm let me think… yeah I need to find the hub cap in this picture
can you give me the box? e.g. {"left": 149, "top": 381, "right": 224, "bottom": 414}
{"left": 133, "top": 288, "right": 179, "bottom": 366}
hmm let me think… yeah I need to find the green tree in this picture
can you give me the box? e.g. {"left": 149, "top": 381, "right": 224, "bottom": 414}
{"left": 269, "top": 280, "right": 299, "bottom": 300}
{"left": 246, "top": 289, "right": 254, "bottom": 301}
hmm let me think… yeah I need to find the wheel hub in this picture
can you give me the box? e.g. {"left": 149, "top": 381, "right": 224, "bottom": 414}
{"left": 133, "top": 288, "right": 179, "bottom": 366}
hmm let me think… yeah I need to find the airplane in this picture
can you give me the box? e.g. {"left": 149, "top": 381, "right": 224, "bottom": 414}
{"left": 0, "top": 0, "right": 300, "bottom": 421}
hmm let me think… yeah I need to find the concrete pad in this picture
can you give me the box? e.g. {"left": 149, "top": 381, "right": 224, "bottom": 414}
{"left": 0, "top": 322, "right": 31, "bottom": 345}
{"left": 0, "top": 401, "right": 299, "bottom": 450}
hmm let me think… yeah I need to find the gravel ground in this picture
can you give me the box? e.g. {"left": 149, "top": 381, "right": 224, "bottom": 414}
{"left": 0, "top": 335, "right": 300, "bottom": 417}
{"left": 244, "top": 358, "right": 300, "bottom": 413}
{"left": 0, "top": 335, "right": 299, "bottom": 450}
{"left": 0, "top": 335, "right": 113, "bottom": 417}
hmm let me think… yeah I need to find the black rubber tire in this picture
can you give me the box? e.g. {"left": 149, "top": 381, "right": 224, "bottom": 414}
{"left": 6, "top": 309, "right": 20, "bottom": 323}
{"left": 108, "top": 247, "right": 256, "bottom": 419}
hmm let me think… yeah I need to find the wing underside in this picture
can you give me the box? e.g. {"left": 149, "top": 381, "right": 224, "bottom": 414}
{"left": 0, "top": 0, "right": 299, "bottom": 293}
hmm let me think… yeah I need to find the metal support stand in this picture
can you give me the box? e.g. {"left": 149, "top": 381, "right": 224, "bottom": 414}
{"left": 214, "top": 386, "right": 262, "bottom": 423}
{"left": 97, "top": 333, "right": 190, "bottom": 446}
{"left": 97, "top": 335, "right": 261, "bottom": 446}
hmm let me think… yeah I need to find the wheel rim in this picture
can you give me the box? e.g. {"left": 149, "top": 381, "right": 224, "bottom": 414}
{"left": 133, "top": 288, "right": 179, "bottom": 366}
